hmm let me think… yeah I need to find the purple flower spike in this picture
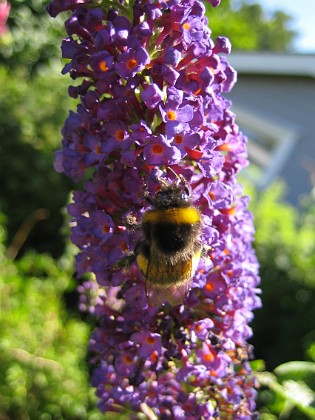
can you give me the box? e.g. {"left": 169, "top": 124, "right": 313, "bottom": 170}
{"left": 48, "top": 0, "right": 261, "bottom": 417}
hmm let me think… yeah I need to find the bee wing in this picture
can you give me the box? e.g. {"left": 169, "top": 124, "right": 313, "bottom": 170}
{"left": 145, "top": 257, "right": 193, "bottom": 307}
{"left": 146, "top": 280, "right": 192, "bottom": 307}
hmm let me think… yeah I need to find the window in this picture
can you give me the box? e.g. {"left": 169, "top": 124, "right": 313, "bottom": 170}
{"left": 233, "top": 106, "right": 298, "bottom": 188}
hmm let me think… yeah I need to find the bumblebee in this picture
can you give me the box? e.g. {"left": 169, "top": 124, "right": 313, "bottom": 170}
{"left": 135, "top": 174, "right": 202, "bottom": 307}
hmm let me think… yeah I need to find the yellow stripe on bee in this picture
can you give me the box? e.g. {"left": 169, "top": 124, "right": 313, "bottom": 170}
{"left": 136, "top": 253, "right": 148, "bottom": 274}
{"left": 142, "top": 207, "right": 201, "bottom": 224}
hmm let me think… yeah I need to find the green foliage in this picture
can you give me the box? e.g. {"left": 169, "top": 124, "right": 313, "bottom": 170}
{"left": 255, "top": 361, "right": 315, "bottom": 419}
{"left": 0, "top": 218, "right": 104, "bottom": 419}
{"left": 0, "top": 64, "right": 71, "bottom": 151}
{"left": 245, "top": 182, "right": 315, "bottom": 418}
{"left": 0, "top": 0, "right": 74, "bottom": 256}
{"left": 247, "top": 182, "right": 315, "bottom": 369}
{"left": 205, "top": 0, "right": 297, "bottom": 52}
{"left": 0, "top": 0, "right": 75, "bottom": 257}
{"left": 1, "top": 0, "right": 66, "bottom": 74}
{"left": 0, "top": 65, "right": 74, "bottom": 256}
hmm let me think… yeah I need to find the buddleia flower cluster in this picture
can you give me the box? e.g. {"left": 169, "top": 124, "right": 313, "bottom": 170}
{"left": 48, "top": 0, "right": 261, "bottom": 417}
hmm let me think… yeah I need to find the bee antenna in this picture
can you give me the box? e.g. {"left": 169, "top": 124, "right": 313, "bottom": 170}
{"left": 159, "top": 177, "right": 169, "bottom": 187}
{"left": 180, "top": 174, "right": 190, "bottom": 196}
{"left": 167, "top": 166, "right": 180, "bottom": 181}
{"left": 166, "top": 167, "right": 190, "bottom": 194}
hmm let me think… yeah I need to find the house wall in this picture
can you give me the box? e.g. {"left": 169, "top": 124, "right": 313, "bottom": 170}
{"left": 226, "top": 74, "right": 315, "bottom": 205}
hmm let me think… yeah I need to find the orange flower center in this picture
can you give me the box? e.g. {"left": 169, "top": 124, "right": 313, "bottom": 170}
{"left": 102, "top": 224, "right": 110, "bottom": 234}
{"left": 182, "top": 22, "right": 191, "bottom": 30}
{"left": 146, "top": 336, "right": 156, "bottom": 345}
{"left": 99, "top": 60, "right": 109, "bottom": 72}
{"left": 174, "top": 134, "right": 183, "bottom": 144}
{"left": 127, "top": 58, "right": 138, "bottom": 70}
{"left": 115, "top": 130, "right": 124, "bottom": 141}
{"left": 152, "top": 144, "right": 164, "bottom": 154}
{"left": 124, "top": 355, "right": 133, "bottom": 365}
{"left": 203, "top": 352, "right": 214, "bottom": 363}
{"left": 167, "top": 110, "right": 177, "bottom": 121}
{"left": 205, "top": 282, "right": 214, "bottom": 292}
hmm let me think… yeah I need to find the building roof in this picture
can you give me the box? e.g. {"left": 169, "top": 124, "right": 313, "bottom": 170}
{"left": 228, "top": 52, "right": 315, "bottom": 78}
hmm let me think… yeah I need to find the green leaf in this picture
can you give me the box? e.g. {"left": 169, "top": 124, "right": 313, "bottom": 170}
{"left": 282, "top": 380, "right": 315, "bottom": 417}
{"left": 250, "top": 359, "right": 266, "bottom": 372}
{"left": 275, "top": 361, "right": 315, "bottom": 382}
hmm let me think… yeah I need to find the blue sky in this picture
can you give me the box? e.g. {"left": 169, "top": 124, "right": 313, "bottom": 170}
{"left": 256, "top": 0, "right": 315, "bottom": 52}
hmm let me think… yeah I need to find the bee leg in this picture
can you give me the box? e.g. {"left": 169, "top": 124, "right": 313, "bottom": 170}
{"left": 200, "top": 244, "right": 213, "bottom": 268}
{"left": 113, "top": 251, "right": 136, "bottom": 272}
{"left": 202, "top": 243, "right": 214, "bottom": 256}
{"left": 113, "top": 240, "right": 147, "bottom": 272}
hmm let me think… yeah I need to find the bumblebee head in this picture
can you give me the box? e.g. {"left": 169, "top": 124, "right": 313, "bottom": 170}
{"left": 153, "top": 183, "right": 191, "bottom": 209}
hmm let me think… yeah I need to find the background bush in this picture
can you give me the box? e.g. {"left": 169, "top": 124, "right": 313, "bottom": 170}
{"left": 246, "top": 182, "right": 315, "bottom": 419}
{"left": 0, "top": 215, "right": 104, "bottom": 419}
{"left": 249, "top": 183, "right": 315, "bottom": 369}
